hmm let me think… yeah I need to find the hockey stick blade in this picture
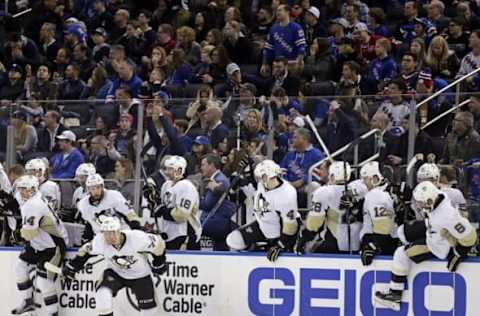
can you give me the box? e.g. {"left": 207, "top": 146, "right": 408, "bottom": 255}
{"left": 44, "top": 262, "right": 62, "bottom": 275}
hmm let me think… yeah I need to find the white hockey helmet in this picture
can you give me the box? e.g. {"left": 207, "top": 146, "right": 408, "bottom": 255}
{"left": 328, "top": 161, "right": 351, "bottom": 183}
{"left": 413, "top": 181, "right": 441, "bottom": 214}
{"left": 86, "top": 173, "right": 105, "bottom": 188}
{"left": 254, "top": 159, "right": 282, "bottom": 180}
{"left": 360, "top": 161, "right": 383, "bottom": 182}
{"left": 99, "top": 216, "right": 121, "bottom": 232}
{"left": 164, "top": 156, "right": 187, "bottom": 178}
{"left": 75, "top": 163, "right": 96, "bottom": 178}
{"left": 14, "top": 175, "right": 39, "bottom": 195}
{"left": 417, "top": 163, "right": 440, "bottom": 183}
{"left": 25, "top": 158, "right": 48, "bottom": 181}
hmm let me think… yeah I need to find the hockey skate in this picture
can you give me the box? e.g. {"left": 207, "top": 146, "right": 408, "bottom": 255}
{"left": 374, "top": 289, "right": 401, "bottom": 311}
{"left": 11, "top": 298, "right": 36, "bottom": 315}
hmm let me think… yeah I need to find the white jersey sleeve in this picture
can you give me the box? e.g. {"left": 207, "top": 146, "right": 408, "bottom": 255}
{"left": 170, "top": 180, "right": 199, "bottom": 222}
{"left": 442, "top": 187, "right": 467, "bottom": 214}
{"left": 0, "top": 167, "right": 12, "bottom": 193}
{"left": 109, "top": 190, "right": 139, "bottom": 223}
{"left": 40, "top": 180, "right": 62, "bottom": 211}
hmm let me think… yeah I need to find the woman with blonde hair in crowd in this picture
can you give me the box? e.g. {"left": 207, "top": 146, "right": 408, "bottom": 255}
{"left": 241, "top": 109, "right": 266, "bottom": 142}
{"left": 176, "top": 26, "right": 202, "bottom": 65}
{"left": 425, "top": 35, "right": 460, "bottom": 79}
{"left": 11, "top": 111, "right": 38, "bottom": 161}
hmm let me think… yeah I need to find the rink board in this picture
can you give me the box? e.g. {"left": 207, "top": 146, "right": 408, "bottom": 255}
{"left": 1, "top": 248, "right": 480, "bottom": 315}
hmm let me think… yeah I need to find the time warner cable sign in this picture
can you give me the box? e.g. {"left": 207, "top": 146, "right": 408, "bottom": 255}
{"left": 0, "top": 248, "right": 479, "bottom": 315}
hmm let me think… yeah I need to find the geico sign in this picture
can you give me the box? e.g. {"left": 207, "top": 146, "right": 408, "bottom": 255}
{"left": 248, "top": 267, "right": 466, "bottom": 316}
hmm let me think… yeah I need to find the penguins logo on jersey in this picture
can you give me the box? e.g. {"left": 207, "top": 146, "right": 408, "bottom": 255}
{"left": 162, "top": 191, "right": 174, "bottom": 206}
{"left": 112, "top": 255, "right": 138, "bottom": 269}
{"left": 254, "top": 193, "right": 270, "bottom": 216}
{"left": 94, "top": 209, "right": 118, "bottom": 225}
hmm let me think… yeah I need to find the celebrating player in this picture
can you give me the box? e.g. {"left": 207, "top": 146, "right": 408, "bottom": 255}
{"left": 226, "top": 159, "right": 300, "bottom": 262}
{"left": 296, "top": 161, "right": 367, "bottom": 254}
{"left": 63, "top": 217, "right": 167, "bottom": 316}
{"left": 155, "top": 155, "right": 202, "bottom": 249}
{"left": 25, "top": 158, "right": 61, "bottom": 212}
{"left": 77, "top": 173, "right": 142, "bottom": 242}
{"left": 375, "top": 181, "right": 477, "bottom": 311}
{"left": 358, "top": 161, "right": 398, "bottom": 265}
{"left": 11, "top": 175, "right": 68, "bottom": 315}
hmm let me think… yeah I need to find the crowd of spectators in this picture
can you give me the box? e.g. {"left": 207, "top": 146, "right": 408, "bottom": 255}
{"left": 1, "top": 0, "right": 480, "bottom": 212}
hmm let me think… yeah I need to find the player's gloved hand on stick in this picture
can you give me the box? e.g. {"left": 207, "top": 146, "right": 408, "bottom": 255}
{"left": 360, "top": 242, "right": 377, "bottom": 266}
{"left": 151, "top": 254, "right": 168, "bottom": 275}
{"left": 62, "top": 262, "right": 77, "bottom": 280}
{"left": 295, "top": 229, "right": 316, "bottom": 255}
{"left": 447, "top": 248, "right": 464, "bottom": 272}
{"left": 339, "top": 193, "right": 354, "bottom": 210}
{"left": 154, "top": 205, "right": 170, "bottom": 218}
{"left": 267, "top": 240, "right": 285, "bottom": 262}
{"left": 12, "top": 228, "right": 24, "bottom": 244}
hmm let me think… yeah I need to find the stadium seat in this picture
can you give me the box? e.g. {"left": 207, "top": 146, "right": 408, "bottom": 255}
{"left": 309, "top": 81, "right": 336, "bottom": 97}
{"left": 184, "top": 84, "right": 206, "bottom": 99}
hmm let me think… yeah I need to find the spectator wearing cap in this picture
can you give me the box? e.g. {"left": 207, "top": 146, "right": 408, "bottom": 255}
{"left": 107, "top": 59, "right": 143, "bottom": 100}
{"left": 156, "top": 24, "right": 176, "bottom": 54}
{"left": 37, "top": 110, "right": 66, "bottom": 155}
{"left": 39, "top": 22, "right": 61, "bottom": 63}
{"left": 426, "top": 0, "right": 450, "bottom": 34}
{"left": 280, "top": 127, "right": 324, "bottom": 190}
{"left": 398, "top": 1, "right": 419, "bottom": 44}
{"left": 277, "top": 115, "right": 304, "bottom": 154}
{"left": 261, "top": 4, "right": 306, "bottom": 76}
{"left": 87, "top": 0, "right": 114, "bottom": 33}
{"left": 368, "top": 7, "right": 390, "bottom": 38}
{"left": 341, "top": 0, "right": 369, "bottom": 24}
{"left": 137, "top": 10, "right": 157, "bottom": 49}
{"left": 327, "top": 18, "right": 350, "bottom": 61}
{"left": 200, "top": 153, "right": 235, "bottom": 251}
{"left": 222, "top": 21, "right": 255, "bottom": 65}
{"left": 73, "top": 44, "right": 96, "bottom": 82}
{"left": 445, "top": 17, "right": 469, "bottom": 59}
{"left": 64, "top": 24, "right": 87, "bottom": 52}
{"left": 302, "top": 6, "right": 327, "bottom": 47}
{"left": 203, "top": 106, "right": 229, "bottom": 150}
{"left": 111, "top": 9, "right": 130, "bottom": 43}
{"left": 50, "top": 130, "right": 85, "bottom": 179}
{"left": 442, "top": 112, "right": 480, "bottom": 164}
{"left": 365, "top": 37, "right": 398, "bottom": 94}
{"left": 352, "top": 22, "right": 382, "bottom": 62}
{"left": 375, "top": 79, "right": 411, "bottom": 135}
{"left": 414, "top": 17, "right": 438, "bottom": 46}
{"left": 262, "top": 56, "right": 300, "bottom": 97}
{"left": 186, "top": 135, "right": 212, "bottom": 175}
{"left": 11, "top": 111, "right": 38, "bottom": 160}
{"left": 115, "top": 85, "right": 140, "bottom": 128}
{"left": 0, "top": 64, "right": 25, "bottom": 101}
{"left": 57, "top": 63, "right": 88, "bottom": 100}
{"left": 164, "top": 48, "right": 193, "bottom": 87}
{"left": 216, "top": 62, "right": 242, "bottom": 98}
{"left": 91, "top": 28, "right": 111, "bottom": 63}
{"left": 457, "top": 30, "right": 480, "bottom": 79}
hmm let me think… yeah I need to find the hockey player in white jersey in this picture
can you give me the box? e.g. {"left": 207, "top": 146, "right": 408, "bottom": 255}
{"left": 296, "top": 161, "right": 367, "bottom": 254}
{"left": 11, "top": 175, "right": 69, "bottom": 316}
{"left": 375, "top": 181, "right": 477, "bottom": 311}
{"left": 25, "top": 158, "right": 61, "bottom": 212}
{"left": 77, "top": 173, "right": 142, "bottom": 242}
{"left": 358, "top": 161, "right": 398, "bottom": 265}
{"left": 226, "top": 159, "right": 300, "bottom": 262}
{"left": 72, "top": 163, "right": 96, "bottom": 209}
{"left": 417, "top": 163, "right": 467, "bottom": 215}
{"left": 63, "top": 217, "right": 167, "bottom": 316}
{"left": 155, "top": 156, "right": 201, "bottom": 249}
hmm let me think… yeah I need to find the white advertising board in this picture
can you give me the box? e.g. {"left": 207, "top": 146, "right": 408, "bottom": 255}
{"left": 1, "top": 247, "right": 479, "bottom": 315}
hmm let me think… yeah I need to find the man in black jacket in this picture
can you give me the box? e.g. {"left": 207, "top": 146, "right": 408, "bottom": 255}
{"left": 264, "top": 57, "right": 300, "bottom": 97}
{"left": 37, "top": 111, "right": 66, "bottom": 156}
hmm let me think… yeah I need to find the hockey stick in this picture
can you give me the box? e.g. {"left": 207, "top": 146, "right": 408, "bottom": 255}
{"left": 44, "top": 257, "right": 105, "bottom": 277}
{"left": 305, "top": 115, "right": 332, "bottom": 161}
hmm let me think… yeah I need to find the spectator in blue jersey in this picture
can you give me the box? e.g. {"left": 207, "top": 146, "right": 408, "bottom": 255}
{"left": 200, "top": 153, "right": 236, "bottom": 251}
{"left": 164, "top": 48, "right": 193, "bottom": 87}
{"left": 368, "top": 7, "right": 390, "bottom": 37}
{"left": 106, "top": 59, "right": 142, "bottom": 102}
{"left": 398, "top": 51, "right": 419, "bottom": 94}
{"left": 375, "top": 79, "right": 411, "bottom": 136}
{"left": 398, "top": 1, "right": 419, "bottom": 44}
{"left": 280, "top": 128, "right": 324, "bottom": 189}
{"left": 261, "top": 4, "right": 306, "bottom": 76}
{"left": 268, "top": 87, "right": 304, "bottom": 121}
{"left": 50, "top": 130, "right": 85, "bottom": 179}
{"left": 365, "top": 37, "right": 398, "bottom": 94}
{"left": 413, "top": 17, "right": 438, "bottom": 46}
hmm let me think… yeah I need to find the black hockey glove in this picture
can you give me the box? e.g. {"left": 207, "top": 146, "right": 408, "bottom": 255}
{"left": 267, "top": 240, "right": 285, "bottom": 262}
{"left": 151, "top": 254, "right": 167, "bottom": 275}
{"left": 62, "top": 262, "right": 78, "bottom": 280}
{"left": 154, "top": 205, "right": 170, "bottom": 218}
{"left": 295, "top": 229, "right": 316, "bottom": 255}
{"left": 143, "top": 184, "right": 158, "bottom": 210}
{"left": 360, "top": 242, "right": 378, "bottom": 266}
{"left": 339, "top": 193, "right": 354, "bottom": 210}
{"left": 447, "top": 248, "right": 465, "bottom": 272}
{"left": 11, "top": 228, "right": 24, "bottom": 244}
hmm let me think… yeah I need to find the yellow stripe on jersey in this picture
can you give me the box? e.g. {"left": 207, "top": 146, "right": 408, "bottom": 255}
{"left": 372, "top": 218, "right": 393, "bottom": 235}
{"left": 39, "top": 216, "right": 62, "bottom": 238}
{"left": 78, "top": 243, "right": 92, "bottom": 257}
{"left": 171, "top": 207, "right": 190, "bottom": 223}
{"left": 306, "top": 212, "right": 325, "bottom": 232}
{"left": 21, "top": 227, "right": 39, "bottom": 241}
{"left": 151, "top": 236, "right": 166, "bottom": 256}
{"left": 47, "top": 246, "right": 62, "bottom": 280}
{"left": 282, "top": 219, "right": 298, "bottom": 236}
{"left": 127, "top": 212, "right": 140, "bottom": 223}
{"left": 458, "top": 227, "right": 477, "bottom": 248}
{"left": 405, "top": 245, "right": 430, "bottom": 259}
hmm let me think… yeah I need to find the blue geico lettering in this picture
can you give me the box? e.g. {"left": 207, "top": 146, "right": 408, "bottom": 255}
{"left": 248, "top": 268, "right": 466, "bottom": 316}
